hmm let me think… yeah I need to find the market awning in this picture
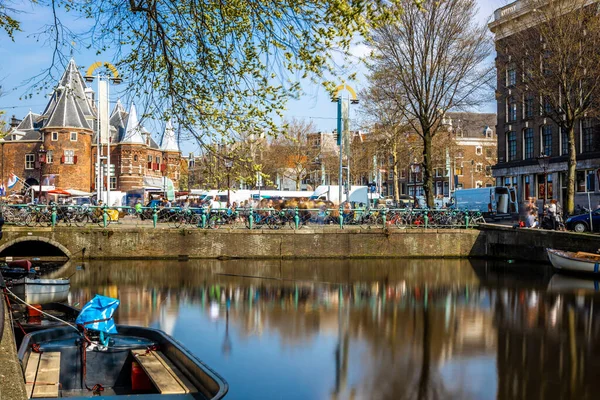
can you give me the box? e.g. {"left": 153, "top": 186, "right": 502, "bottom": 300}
{"left": 30, "top": 185, "right": 56, "bottom": 192}
{"left": 65, "top": 189, "right": 93, "bottom": 196}
{"left": 47, "top": 189, "right": 72, "bottom": 196}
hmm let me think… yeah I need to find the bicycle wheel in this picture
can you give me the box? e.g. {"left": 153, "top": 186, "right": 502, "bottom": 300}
{"left": 168, "top": 214, "right": 183, "bottom": 228}
{"left": 74, "top": 213, "right": 88, "bottom": 227}
{"left": 25, "top": 213, "right": 36, "bottom": 227}
{"left": 267, "top": 216, "right": 281, "bottom": 230}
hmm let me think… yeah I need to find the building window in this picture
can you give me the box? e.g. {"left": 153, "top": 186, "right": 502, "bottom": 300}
{"left": 389, "top": 170, "right": 394, "bottom": 179}
{"left": 476, "top": 163, "right": 483, "bottom": 172}
{"left": 455, "top": 150, "right": 464, "bottom": 158}
{"left": 485, "top": 166, "right": 492, "bottom": 177}
{"left": 524, "top": 94, "right": 534, "bottom": 119}
{"left": 156, "top": 156, "right": 160, "bottom": 164}
{"left": 51, "top": 132, "right": 58, "bottom": 141}
{"left": 507, "top": 96, "right": 517, "bottom": 122}
{"left": 541, "top": 125, "right": 552, "bottom": 156}
{"left": 46, "top": 151, "right": 53, "bottom": 164}
{"left": 576, "top": 171, "right": 586, "bottom": 192}
{"left": 70, "top": 132, "right": 77, "bottom": 142}
{"left": 475, "top": 146, "right": 482, "bottom": 155}
{"left": 523, "top": 128, "right": 534, "bottom": 159}
{"left": 110, "top": 176, "right": 117, "bottom": 190}
{"left": 133, "top": 155, "right": 138, "bottom": 162}
{"left": 506, "top": 64, "right": 516, "bottom": 87}
{"left": 485, "top": 148, "right": 494, "bottom": 158}
{"left": 507, "top": 131, "right": 517, "bottom": 161}
{"left": 561, "top": 128, "right": 569, "bottom": 155}
{"left": 455, "top": 163, "right": 463, "bottom": 176}
{"left": 25, "top": 154, "right": 35, "bottom": 170}
{"left": 64, "top": 150, "right": 75, "bottom": 164}
{"left": 400, "top": 170, "right": 406, "bottom": 179}
{"left": 582, "top": 119, "right": 595, "bottom": 153}
{"left": 524, "top": 175, "right": 531, "bottom": 199}
{"left": 542, "top": 96, "right": 552, "bottom": 115}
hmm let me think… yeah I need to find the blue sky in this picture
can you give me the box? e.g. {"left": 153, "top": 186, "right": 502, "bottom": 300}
{"left": 0, "top": 0, "right": 508, "bottom": 154}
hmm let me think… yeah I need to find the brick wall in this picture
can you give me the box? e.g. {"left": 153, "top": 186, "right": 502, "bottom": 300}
{"left": 41, "top": 128, "right": 93, "bottom": 191}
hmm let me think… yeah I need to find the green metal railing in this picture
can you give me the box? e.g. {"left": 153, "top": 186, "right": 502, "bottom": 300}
{"left": 0, "top": 203, "right": 487, "bottom": 230}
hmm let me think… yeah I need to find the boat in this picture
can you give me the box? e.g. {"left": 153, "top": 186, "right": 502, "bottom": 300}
{"left": 9, "top": 277, "right": 70, "bottom": 304}
{"left": 11, "top": 302, "right": 80, "bottom": 348}
{"left": 18, "top": 294, "right": 228, "bottom": 399}
{"left": 547, "top": 248, "right": 600, "bottom": 273}
{"left": 19, "top": 325, "right": 228, "bottom": 399}
{"left": 0, "top": 260, "right": 36, "bottom": 280}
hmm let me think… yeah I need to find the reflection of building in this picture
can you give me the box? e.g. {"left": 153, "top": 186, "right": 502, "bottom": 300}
{"left": 2, "top": 59, "right": 181, "bottom": 193}
{"left": 494, "top": 291, "right": 600, "bottom": 400}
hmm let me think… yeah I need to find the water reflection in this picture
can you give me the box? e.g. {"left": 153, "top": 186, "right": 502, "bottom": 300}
{"left": 55, "top": 259, "right": 600, "bottom": 399}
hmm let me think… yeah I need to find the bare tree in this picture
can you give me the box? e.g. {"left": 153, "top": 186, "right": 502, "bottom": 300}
{"left": 366, "top": 0, "right": 493, "bottom": 207}
{"left": 501, "top": 0, "right": 600, "bottom": 215}
{"left": 360, "top": 69, "right": 413, "bottom": 202}
{"left": 262, "top": 119, "right": 320, "bottom": 190}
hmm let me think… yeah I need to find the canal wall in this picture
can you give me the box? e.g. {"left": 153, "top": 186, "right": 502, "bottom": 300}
{"left": 0, "top": 226, "right": 484, "bottom": 260}
{"left": 479, "top": 224, "right": 600, "bottom": 263}
{"left": 0, "top": 298, "right": 27, "bottom": 400}
{"left": 0, "top": 225, "right": 597, "bottom": 261}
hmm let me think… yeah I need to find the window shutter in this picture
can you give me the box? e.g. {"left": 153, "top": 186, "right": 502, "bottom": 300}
{"left": 61, "top": 155, "right": 65, "bottom": 164}
{"left": 73, "top": 156, "right": 78, "bottom": 164}
{"left": 160, "top": 164, "right": 166, "bottom": 172}
{"left": 147, "top": 162, "right": 152, "bottom": 169}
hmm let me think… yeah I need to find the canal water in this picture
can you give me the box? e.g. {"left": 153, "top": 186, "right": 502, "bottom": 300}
{"left": 46, "top": 259, "right": 600, "bottom": 400}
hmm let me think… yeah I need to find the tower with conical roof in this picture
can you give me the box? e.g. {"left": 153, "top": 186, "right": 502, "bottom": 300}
{"left": 159, "top": 119, "right": 181, "bottom": 188}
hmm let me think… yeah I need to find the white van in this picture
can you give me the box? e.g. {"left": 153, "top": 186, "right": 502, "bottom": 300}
{"left": 452, "top": 187, "right": 518, "bottom": 219}
{"left": 310, "top": 185, "right": 369, "bottom": 205}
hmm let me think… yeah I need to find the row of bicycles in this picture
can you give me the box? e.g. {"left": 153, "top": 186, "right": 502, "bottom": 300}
{"left": 0, "top": 204, "right": 486, "bottom": 229}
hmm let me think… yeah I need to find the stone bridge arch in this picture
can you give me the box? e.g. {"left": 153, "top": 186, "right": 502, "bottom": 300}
{"left": 0, "top": 236, "right": 71, "bottom": 259}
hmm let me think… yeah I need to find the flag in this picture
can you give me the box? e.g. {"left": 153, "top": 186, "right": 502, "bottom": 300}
{"left": 0, "top": 184, "right": 4, "bottom": 196}
{"left": 7, "top": 173, "right": 19, "bottom": 189}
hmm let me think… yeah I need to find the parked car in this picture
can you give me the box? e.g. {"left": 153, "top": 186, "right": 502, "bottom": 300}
{"left": 565, "top": 209, "right": 600, "bottom": 232}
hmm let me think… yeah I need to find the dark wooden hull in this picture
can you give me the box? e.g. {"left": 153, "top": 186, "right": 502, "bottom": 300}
{"left": 18, "top": 325, "right": 228, "bottom": 399}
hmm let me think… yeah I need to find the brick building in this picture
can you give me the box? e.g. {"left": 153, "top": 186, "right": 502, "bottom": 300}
{"left": 381, "top": 112, "right": 497, "bottom": 199}
{"left": 0, "top": 59, "right": 181, "bottom": 196}
{"left": 489, "top": 1, "right": 600, "bottom": 208}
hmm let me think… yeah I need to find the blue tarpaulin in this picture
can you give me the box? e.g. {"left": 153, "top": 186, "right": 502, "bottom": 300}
{"left": 75, "top": 295, "right": 120, "bottom": 334}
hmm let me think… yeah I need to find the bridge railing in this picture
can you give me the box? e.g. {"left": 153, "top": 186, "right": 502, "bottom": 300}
{"left": 0, "top": 204, "right": 486, "bottom": 230}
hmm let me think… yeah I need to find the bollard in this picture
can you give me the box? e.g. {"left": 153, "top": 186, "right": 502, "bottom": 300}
{"left": 424, "top": 212, "right": 429, "bottom": 229}
{"left": 294, "top": 207, "right": 299, "bottom": 230}
{"left": 339, "top": 206, "right": 344, "bottom": 229}
{"left": 102, "top": 205, "right": 108, "bottom": 228}
{"left": 152, "top": 206, "right": 158, "bottom": 228}
{"left": 249, "top": 206, "right": 254, "bottom": 230}
{"left": 51, "top": 205, "right": 57, "bottom": 227}
{"left": 465, "top": 213, "right": 470, "bottom": 229}
{"left": 201, "top": 209, "right": 207, "bottom": 229}
{"left": 382, "top": 208, "right": 387, "bottom": 227}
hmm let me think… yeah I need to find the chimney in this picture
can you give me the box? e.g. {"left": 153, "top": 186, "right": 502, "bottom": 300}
{"left": 10, "top": 115, "right": 20, "bottom": 128}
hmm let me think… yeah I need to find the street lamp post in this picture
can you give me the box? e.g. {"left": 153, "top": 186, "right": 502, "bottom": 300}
{"left": 225, "top": 160, "right": 233, "bottom": 207}
{"left": 410, "top": 159, "right": 420, "bottom": 208}
{"left": 537, "top": 153, "right": 550, "bottom": 209}
{"left": 37, "top": 144, "right": 47, "bottom": 202}
{"left": 470, "top": 159, "right": 475, "bottom": 188}
{"left": 85, "top": 62, "right": 121, "bottom": 203}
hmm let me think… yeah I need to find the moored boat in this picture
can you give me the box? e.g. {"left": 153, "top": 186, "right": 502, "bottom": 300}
{"left": 547, "top": 248, "right": 600, "bottom": 273}
{"left": 10, "top": 277, "right": 70, "bottom": 304}
{"left": 19, "top": 325, "right": 228, "bottom": 399}
{"left": 18, "top": 294, "right": 228, "bottom": 399}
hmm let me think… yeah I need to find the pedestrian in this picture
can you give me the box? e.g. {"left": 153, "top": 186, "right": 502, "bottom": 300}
{"left": 525, "top": 209, "right": 538, "bottom": 228}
